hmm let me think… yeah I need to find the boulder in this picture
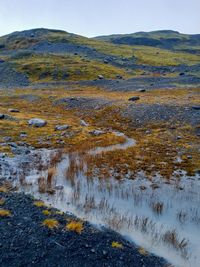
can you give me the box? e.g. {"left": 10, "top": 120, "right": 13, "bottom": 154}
{"left": 28, "top": 118, "right": 47, "bottom": 127}
{"left": 55, "top": 125, "right": 69, "bottom": 131}
{"left": 128, "top": 96, "right": 140, "bottom": 101}
{"left": 9, "top": 109, "right": 20, "bottom": 113}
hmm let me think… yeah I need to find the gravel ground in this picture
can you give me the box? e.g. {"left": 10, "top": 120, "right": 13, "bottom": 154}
{"left": 54, "top": 97, "right": 114, "bottom": 110}
{"left": 0, "top": 61, "right": 29, "bottom": 87}
{"left": 122, "top": 103, "right": 200, "bottom": 127}
{"left": 0, "top": 192, "right": 167, "bottom": 267}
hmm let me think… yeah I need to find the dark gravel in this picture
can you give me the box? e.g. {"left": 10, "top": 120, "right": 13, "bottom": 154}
{"left": 0, "top": 192, "right": 167, "bottom": 267}
{"left": 0, "top": 61, "right": 29, "bottom": 87}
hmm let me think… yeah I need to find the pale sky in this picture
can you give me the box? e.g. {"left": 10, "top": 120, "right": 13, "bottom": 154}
{"left": 0, "top": 0, "right": 199, "bottom": 37}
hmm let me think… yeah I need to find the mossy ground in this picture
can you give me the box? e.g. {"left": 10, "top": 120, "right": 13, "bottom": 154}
{"left": 0, "top": 86, "right": 199, "bottom": 179}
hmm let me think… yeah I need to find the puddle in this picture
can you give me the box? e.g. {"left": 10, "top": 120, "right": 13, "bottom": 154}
{"left": 1, "top": 132, "right": 200, "bottom": 267}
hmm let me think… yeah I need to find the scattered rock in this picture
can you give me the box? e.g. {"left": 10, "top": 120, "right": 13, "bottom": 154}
{"left": 98, "top": 75, "right": 104, "bottom": 80}
{"left": 128, "top": 97, "right": 140, "bottom": 102}
{"left": 116, "top": 74, "right": 123, "bottom": 79}
{"left": 28, "top": 118, "right": 47, "bottom": 127}
{"left": 192, "top": 106, "right": 200, "bottom": 110}
{"left": 0, "top": 114, "right": 5, "bottom": 119}
{"left": 137, "top": 89, "right": 146, "bottom": 92}
{"left": 80, "top": 120, "right": 89, "bottom": 127}
{"left": 55, "top": 125, "right": 69, "bottom": 131}
{"left": 89, "top": 130, "right": 105, "bottom": 136}
{"left": 3, "top": 137, "right": 12, "bottom": 142}
{"left": 8, "top": 109, "right": 20, "bottom": 113}
{"left": 176, "top": 136, "right": 182, "bottom": 140}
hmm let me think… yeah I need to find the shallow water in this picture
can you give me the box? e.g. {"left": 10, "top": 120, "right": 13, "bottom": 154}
{"left": 5, "top": 132, "right": 200, "bottom": 267}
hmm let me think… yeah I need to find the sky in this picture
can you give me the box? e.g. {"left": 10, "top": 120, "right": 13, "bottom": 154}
{"left": 0, "top": 0, "right": 199, "bottom": 37}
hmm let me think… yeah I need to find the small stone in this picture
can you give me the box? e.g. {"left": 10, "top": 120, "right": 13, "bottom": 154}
{"left": 116, "top": 74, "right": 123, "bottom": 79}
{"left": 89, "top": 130, "right": 105, "bottom": 136}
{"left": 91, "top": 249, "right": 95, "bottom": 253}
{"left": 8, "top": 109, "right": 20, "bottom": 113}
{"left": 187, "top": 155, "right": 192, "bottom": 159}
{"left": 137, "top": 89, "right": 146, "bottom": 92}
{"left": 55, "top": 125, "right": 69, "bottom": 131}
{"left": 80, "top": 120, "right": 89, "bottom": 127}
{"left": 176, "top": 136, "right": 182, "bottom": 140}
{"left": 98, "top": 75, "right": 104, "bottom": 80}
{"left": 128, "top": 96, "right": 140, "bottom": 101}
{"left": 192, "top": 106, "right": 200, "bottom": 110}
{"left": 0, "top": 114, "right": 5, "bottom": 119}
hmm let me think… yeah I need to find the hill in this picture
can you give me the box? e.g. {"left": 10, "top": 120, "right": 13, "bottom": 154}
{"left": 0, "top": 28, "right": 200, "bottom": 86}
{"left": 95, "top": 30, "right": 200, "bottom": 53}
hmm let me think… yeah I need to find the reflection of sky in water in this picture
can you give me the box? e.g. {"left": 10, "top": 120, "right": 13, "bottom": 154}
{"left": 9, "top": 133, "right": 200, "bottom": 267}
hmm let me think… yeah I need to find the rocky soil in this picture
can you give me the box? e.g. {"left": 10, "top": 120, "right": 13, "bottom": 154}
{"left": 0, "top": 191, "right": 167, "bottom": 267}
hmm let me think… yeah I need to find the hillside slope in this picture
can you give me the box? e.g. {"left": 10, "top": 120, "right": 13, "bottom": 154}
{"left": 0, "top": 28, "right": 200, "bottom": 86}
{"left": 95, "top": 30, "right": 200, "bottom": 53}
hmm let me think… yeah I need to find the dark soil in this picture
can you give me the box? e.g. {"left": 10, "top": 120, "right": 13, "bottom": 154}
{"left": 0, "top": 192, "right": 167, "bottom": 267}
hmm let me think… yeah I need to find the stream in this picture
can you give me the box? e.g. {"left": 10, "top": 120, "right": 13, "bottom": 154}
{"left": 1, "top": 131, "right": 200, "bottom": 267}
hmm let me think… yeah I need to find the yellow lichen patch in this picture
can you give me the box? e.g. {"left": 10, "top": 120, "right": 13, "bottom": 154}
{"left": 138, "top": 247, "right": 148, "bottom": 256}
{"left": 33, "top": 200, "right": 47, "bottom": 208}
{"left": 0, "top": 209, "right": 11, "bottom": 217}
{"left": 42, "top": 209, "right": 51, "bottom": 216}
{"left": 0, "top": 198, "right": 5, "bottom": 205}
{"left": 42, "top": 218, "right": 59, "bottom": 229}
{"left": 111, "top": 241, "right": 123, "bottom": 249}
{"left": 66, "top": 220, "right": 84, "bottom": 234}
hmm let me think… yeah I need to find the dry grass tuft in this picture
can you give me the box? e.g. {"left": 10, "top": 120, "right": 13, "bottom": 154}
{"left": 42, "top": 218, "right": 59, "bottom": 229}
{"left": 66, "top": 220, "right": 84, "bottom": 234}
{"left": 138, "top": 247, "right": 148, "bottom": 256}
{"left": 0, "top": 209, "right": 11, "bottom": 217}
{"left": 163, "top": 230, "right": 188, "bottom": 251}
{"left": 0, "top": 186, "right": 8, "bottom": 193}
{"left": 42, "top": 209, "right": 51, "bottom": 216}
{"left": 111, "top": 241, "right": 123, "bottom": 249}
{"left": 33, "top": 200, "right": 47, "bottom": 207}
{"left": 0, "top": 198, "right": 5, "bottom": 205}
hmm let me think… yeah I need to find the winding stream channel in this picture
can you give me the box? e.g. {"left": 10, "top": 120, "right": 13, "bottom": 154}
{"left": 1, "top": 131, "right": 200, "bottom": 267}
